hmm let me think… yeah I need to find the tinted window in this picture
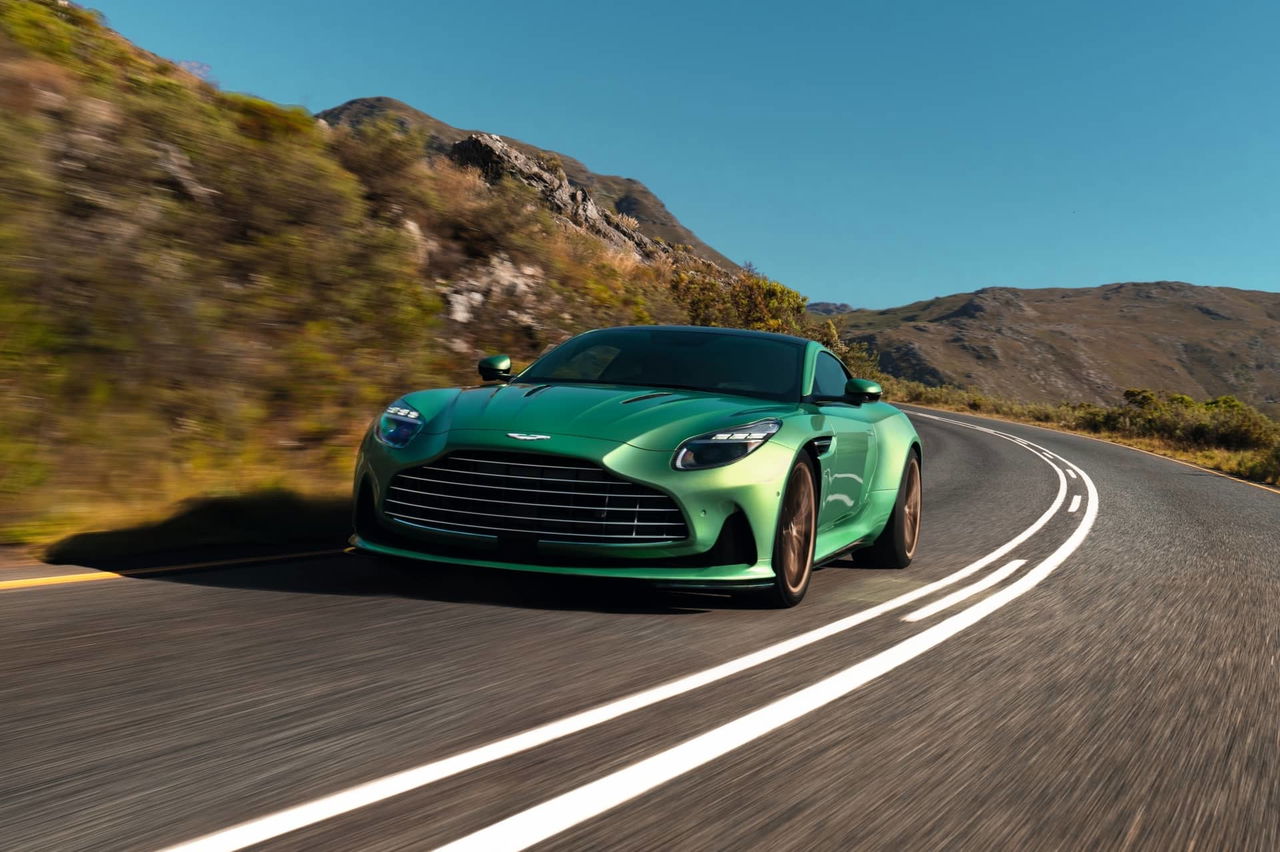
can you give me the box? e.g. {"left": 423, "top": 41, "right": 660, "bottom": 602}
{"left": 521, "top": 329, "right": 804, "bottom": 402}
{"left": 813, "top": 352, "right": 850, "bottom": 398}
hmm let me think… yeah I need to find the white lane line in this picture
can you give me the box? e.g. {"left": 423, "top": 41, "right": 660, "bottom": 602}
{"left": 1067, "top": 468, "right": 1078, "bottom": 479}
{"left": 158, "top": 421, "right": 1066, "bottom": 852}
{"left": 1068, "top": 494, "right": 1082, "bottom": 513}
{"left": 901, "top": 559, "right": 1027, "bottom": 622}
{"left": 436, "top": 453, "right": 1101, "bottom": 852}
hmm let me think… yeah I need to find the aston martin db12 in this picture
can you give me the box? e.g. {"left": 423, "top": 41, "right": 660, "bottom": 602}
{"left": 352, "top": 325, "right": 922, "bottom": 605}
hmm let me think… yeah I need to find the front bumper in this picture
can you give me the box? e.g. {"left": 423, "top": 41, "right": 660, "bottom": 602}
{"left": 352, "top": 429, "right": 799, "bottom": 584}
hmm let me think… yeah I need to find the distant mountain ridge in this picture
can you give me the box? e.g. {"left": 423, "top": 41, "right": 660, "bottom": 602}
{"left": 819, "top": 282, "right": 1280, "bottom": 414}
{"left": 316, "top": 97, "right": 737, "bottom": 270}
{"left": 808, "top": 301, "right": 854, "bottom": 316}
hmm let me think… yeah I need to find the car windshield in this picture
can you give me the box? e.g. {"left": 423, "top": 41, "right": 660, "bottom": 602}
{"left": 519, "top": 328, "right": 804, "bottom": 402}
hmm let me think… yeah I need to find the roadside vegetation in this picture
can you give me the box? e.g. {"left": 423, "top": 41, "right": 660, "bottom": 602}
{"left": 0, "top": 0, "right": 841, "bottom": 547}
{"left": 880, "top": 380, "right": 1280, "bottom": 487}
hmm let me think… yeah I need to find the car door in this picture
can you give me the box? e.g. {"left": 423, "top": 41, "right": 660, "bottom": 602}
{"left": 811, "top": 351, "right": 877, "bottom": 531}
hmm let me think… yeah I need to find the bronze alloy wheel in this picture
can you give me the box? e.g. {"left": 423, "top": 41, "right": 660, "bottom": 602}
{"left": 862, "top": 449, "right": 923, "bottom": 570}
{"left": 772, "top": 460, "right": 817, "bottom": 605}
{"left": 902, "top": 456, "right": 922, "bottom": 559}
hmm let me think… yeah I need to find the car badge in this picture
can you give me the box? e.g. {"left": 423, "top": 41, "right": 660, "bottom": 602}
{"left": 507, "top": 433, "right": 551, "bottom": 441}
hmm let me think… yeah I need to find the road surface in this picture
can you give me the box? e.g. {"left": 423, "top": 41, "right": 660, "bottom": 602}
{"left": 2, "top": 408, "right": 1276, "bottom": 850}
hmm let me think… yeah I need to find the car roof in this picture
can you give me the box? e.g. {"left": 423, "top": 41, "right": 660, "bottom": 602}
{"left": 585, "top": 325, "right": 814, "bottom": 347}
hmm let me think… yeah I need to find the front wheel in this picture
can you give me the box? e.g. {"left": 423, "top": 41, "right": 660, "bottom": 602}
{"left": 765, "top": 458, "right": 818, "bottom": 607}
{"left": 861, "top": 451, "right": 922, "bottom": 569}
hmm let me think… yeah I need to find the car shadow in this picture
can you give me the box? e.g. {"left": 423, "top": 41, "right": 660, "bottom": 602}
{"left": 42, "top": 489, "right": 352, "bottom": 567}
{"left": 143, "top": 550, "right": 775, "bottom": 615}
{"left": 815, "top": 552, "right": 881, "bottom": 571}
{"left": 39, "top": 491, "right": 787, "bottom": 614}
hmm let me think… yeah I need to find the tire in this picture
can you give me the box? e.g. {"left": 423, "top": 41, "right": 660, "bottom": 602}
{"left": 862, "top": 450, "right": 922, "bottom": 569}
{"left": 766, "top": 457, "right": 818, "bottom": 607}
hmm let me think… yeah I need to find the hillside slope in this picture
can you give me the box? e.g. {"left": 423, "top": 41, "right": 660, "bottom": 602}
{"left": 826, "top": 282, "right": 1280, "bottom": 413}
{"left": 317, "top": 97, "right": 738, "bottom": 269}
{"left": 0, "top": 0, "right": 818, "bottom": 538}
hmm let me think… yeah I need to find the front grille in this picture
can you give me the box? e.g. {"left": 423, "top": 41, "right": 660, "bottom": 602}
{"left": 384, "top": 451, "right": 689, "bottom": 544}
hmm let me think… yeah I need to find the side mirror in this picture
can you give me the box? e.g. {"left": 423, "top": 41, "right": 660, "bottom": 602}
{"left": 478, "top": 354, "right": 512, "bottom": 382}
{"left": 845, "top": 378, "right": 882, "bottom": 405}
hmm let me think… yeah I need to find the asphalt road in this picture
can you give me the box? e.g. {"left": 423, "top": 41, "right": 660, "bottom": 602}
{"left": 2, "top": 408, "right": 1277, "bottom": 851}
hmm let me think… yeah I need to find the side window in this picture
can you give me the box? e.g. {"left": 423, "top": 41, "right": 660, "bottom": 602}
{"left": 813, "top": 352, "right": 850, "bottom": 399}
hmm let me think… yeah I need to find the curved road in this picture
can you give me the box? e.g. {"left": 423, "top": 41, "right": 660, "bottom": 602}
{"left": 1, "top": 408, "right": 1276, "bottom": 850}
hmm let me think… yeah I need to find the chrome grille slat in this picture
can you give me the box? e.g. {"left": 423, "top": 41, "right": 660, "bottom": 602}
{"left": 384, "top": 499, "right": 685, "bottom": 526}
{"left": 386, "top": 513, "right": 678, "bottom": 540}
{"left": 409, "top": 466, "right": 637, "bottom": 486}
{"left": 395, "top": 473, "right": 669, "bottom": 498}
{"left": 447, "top": 456, "right": 599, "bottom": 471}
{"left": 386, "top": 450, "right": 689, "bottom": 544}
{"left": 387, "top": 485, "right": 682, "bottom": 512}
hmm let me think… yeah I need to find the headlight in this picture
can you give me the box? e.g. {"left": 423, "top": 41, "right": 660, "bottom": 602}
{"left": 374, "top": 400, "right": 425, "bottom": 448}
{"left": 673, "top": 419, "right": 782, "bottom": 470}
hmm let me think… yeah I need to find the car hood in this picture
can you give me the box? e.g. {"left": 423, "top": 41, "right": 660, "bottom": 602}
{"left": 402, "top": 382, "right": 795, "bottom": 451}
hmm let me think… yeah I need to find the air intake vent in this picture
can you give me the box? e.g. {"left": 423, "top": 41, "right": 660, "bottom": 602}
{"left": 384, "top": 451, "right": 688, "bottom": 544}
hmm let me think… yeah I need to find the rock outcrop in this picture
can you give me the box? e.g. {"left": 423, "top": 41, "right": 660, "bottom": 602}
{"left": 318, "top": 97, "right": 739, "bottom": 269}
{"left": 450, "top": 133, "right": 664, "bottom": 262}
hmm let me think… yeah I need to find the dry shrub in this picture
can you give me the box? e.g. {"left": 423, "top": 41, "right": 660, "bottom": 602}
{"left": 0, "top": 52, "right": 71, "bottom": 112}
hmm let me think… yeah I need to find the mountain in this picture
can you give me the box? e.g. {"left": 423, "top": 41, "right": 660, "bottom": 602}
{"left": 316, "top": 97, "right": 737, "bottom": 270}
{"left": 822, "top": 282, "right": 1280, "bottom": 414}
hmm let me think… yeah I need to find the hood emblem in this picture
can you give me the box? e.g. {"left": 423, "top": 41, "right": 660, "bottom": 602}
{"left": 507, "top": 432, "right": 551, "bottom": 441}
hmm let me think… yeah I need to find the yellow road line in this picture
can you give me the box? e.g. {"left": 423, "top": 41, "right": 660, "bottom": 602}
{"left": 0, "top": 571, "right": 123, "bottom": 590}
{"left": 0, "top": 548, "right": 347, "bottom": 592}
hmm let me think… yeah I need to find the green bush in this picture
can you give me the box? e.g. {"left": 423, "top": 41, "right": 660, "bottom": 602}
{"left": 217, "top": 92, "right": 315, "bottom": 141}
{"left": 1104, "top": 389, "right": 1279, "bottom": 450}
{"left": 0, "top": 0, "right": 76, "bottom": 60}
{"left": 883, "top": 375, "right": 1280, "bottom": 485}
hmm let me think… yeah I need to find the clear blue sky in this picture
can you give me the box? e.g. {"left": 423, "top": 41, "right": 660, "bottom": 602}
{"left": 92, "top": 0, "right": 1279, "bottom": 308}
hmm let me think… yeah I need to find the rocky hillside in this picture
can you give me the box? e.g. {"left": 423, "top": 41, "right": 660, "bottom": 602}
{"left": 317, "top": 97, "right": 738, "bottom": 269}
{"left": 0, "top": 0, "right": 828, "bottom": 538}
{"left": 823, "top": 282, "right": 1280, "bottom": 414}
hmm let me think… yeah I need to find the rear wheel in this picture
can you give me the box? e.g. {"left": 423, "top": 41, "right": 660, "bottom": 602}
{"left": 766, "top": 458, "right": 818, "bottom": 607}
{"left": 862, "top": 451, "right": 922, "bottom": 569}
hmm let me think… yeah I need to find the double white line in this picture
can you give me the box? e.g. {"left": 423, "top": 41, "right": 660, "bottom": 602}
{"left": 162, "top": 415, "right": 1097, "bottom": 852}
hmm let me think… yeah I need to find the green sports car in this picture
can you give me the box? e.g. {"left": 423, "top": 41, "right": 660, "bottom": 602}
{"left": 351, "top": 325, "right": 922, "bottom": 606}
